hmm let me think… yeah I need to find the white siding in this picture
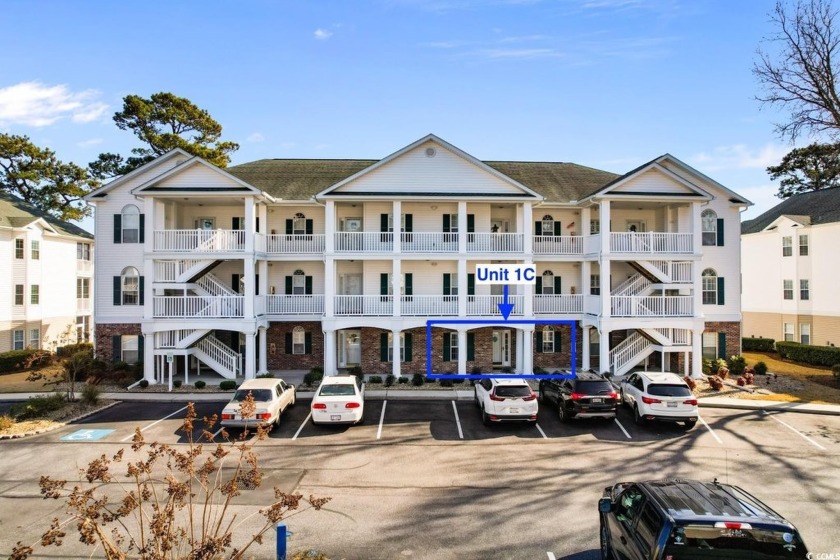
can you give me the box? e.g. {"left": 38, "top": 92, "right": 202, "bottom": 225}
{"left": 612, "top": 168, "right": 697, "bottom": 195}
{"left": 266, "top": 204, "right": 324, "bottom": 234}
{"left": 267, "top": 263, "right": 325, "bottom": 294}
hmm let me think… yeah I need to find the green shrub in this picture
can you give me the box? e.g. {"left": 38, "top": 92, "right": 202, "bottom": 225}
{"left": 10, "top": 394, "right": 65, "bottom": 420}
{"left": 303, "top": 367, "right": 324, "bottom": 387}
{"left": 533, "top": 366, "right": 545, "bottom": 374}
{"left": 349, "top": 366, "right": 363, "bottom": 379}
{"left": 368, "top": 375, "right": 383, "bottom": 384}
{"left": 398, "top": 376, "right": 408, "bottom": 384}
{"left": 138, "top": 379, "right": 149, "bottom": 389}
{"left": 384, "top": 375, "right": 395, "bottom": 387}
{"left": 411, "top": 373, "right": 424, "bottom": 387}
{"left": 309, "top": 366, "right": 324, "bottom": 377}
{"left": 452, "top": 377, "right": 465, "bottom": 384}
{"left": 219, "top": 380, "right": 237, "bottom": 391}
{"left": 702, "top": 359, "right": 712, "bottom": 375}
{"left": 727, "top": 355, "right": 747, "bottom": 376}
{"left": 0, "top": 349, "right": 40, "bottom": 373}
{"left": 173, "top": 379, "right": 183, "bottom": 388}
{"left": 194, "top": 380, "right": 206, "bottom": 389}
{"left": 776, "top": 341, "right": 840, "bottom": 367}
{"left": 56, "top": 343, "right": 93, "bottom": 357}
{"left": 501, "top": 366, "right": 514, "bottom": 374}
{"left": 832, "top": 364, "right": 840, "bottom": 380}
{"left": 256, "top": 372, "right": 275, "bottom": 378}
{"left": 754, "top": 361, "right": 768, "bottom": 376}
{"left": 440, "top": 379, "right": 454, "bottom": 387}
{"left": 81, "top": 384, "right": 101, "bottom": 405}
{"left": 742, "top": 337, "right": 776, "bottom": 352}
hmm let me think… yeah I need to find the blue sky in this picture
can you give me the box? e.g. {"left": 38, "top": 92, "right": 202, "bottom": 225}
{"left": 0, "top": 0, "right": 800, "bottom": 231}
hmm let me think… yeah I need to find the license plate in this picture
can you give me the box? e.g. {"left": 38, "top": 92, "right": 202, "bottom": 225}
{"left": 509, "top": 408, "right": 520, "bottom": 414}
{"left": 667, "top": 401, "right": 678, "bottom": 408}
{"left": 592, "top": 398, "right": 602, "bottom": 403}
{"left": 330, "top": 415, "right": 341, "bottom": 421}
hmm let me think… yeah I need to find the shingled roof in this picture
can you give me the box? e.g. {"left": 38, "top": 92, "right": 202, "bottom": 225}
{"left": 226, "top": 158, "right": 620, "bottom": 203}
{"left": 0, "top": 191, "right": 93, "bottom": 239}
{"left": 741, "top": 186, "right": 840, "bottom": 234}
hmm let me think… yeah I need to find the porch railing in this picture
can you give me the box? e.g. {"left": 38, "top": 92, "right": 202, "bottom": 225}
{"left": 610, "top": 295, "right": 693, "bottom": 317}
{"left": 533, "top": 294, "right": 583, "bottom": 314}
{"left": 153, "top": 230, "right": 245, "bottom": 252}
{"left": 467, "top": 233, "right": 523, "bottom": 252}
{"left": 400, "top": 232, "right": 459, "bottom": 253}
{"left": 467, "top": 295, "right": 525, "bottom": 316}
{"left": 400, "top": 295, "right": 459, "bottom": 316}
{"left": 153, "top": 295, "right": 244, "bottom": 318}
{"left": 532, "top": 235, "right": 583, "bottom": 255}
{"left": 609, "top": 232, "right": 693, "bottom": 254}
{"left": 263, "top": 295, "right": 325, "bottom": 315}
{"left": 258, "top": 233, "right": 325, "bottom": 254}
{"left": 335, "top": 232, "right": 393, "bottom": 252}
{"left": 334, "top": 295, "right": 393, "bottom": 316}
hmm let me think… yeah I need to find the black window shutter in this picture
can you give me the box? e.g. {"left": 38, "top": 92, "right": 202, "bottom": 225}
{"left": 113, "top": 276, "right": 121, "bottom": 306}
{"left": 467, "top": 333, "right": 475, "bottom": 361}
{"left": 285, "top": 276, "right": 293, "bottom": 294}
{"left": 554, "top": 221, "right": 562, "bottom": 236}
{"left": 255, "top": 274, "right": 259, "bottom": 296}
{"left": 443, "top": 214, "right": 450, "bottom": 233}
{"left": 304, "top": 332, "right": 312, "bottom": 354}
{"left": 404, "top": 333, "right": 413, "bottom": 362}
{"left": 405, "top": 273, "right": 413, "bottom": 296}
{"left": 380, "top": 273, "right": 389, "bottom": 295}
{"left": 535, "top": 221, "right": 542, "bottom": 235}
{"left": 467, "top": 214, "right": 475, "bottom": 233}
{"left": 232, "top": 274, "right": 241, "bottom": 294}
{"left": 443, "top": 273, "right": 451, "bottom": 295}
{"left": 536, "top": 331, "right": 543, "bottom": 353}
{"left": 112, "top": 336, "right": 121, "bottom": 364}
{"left": 139, "top": 276, "right": 145, "bottom": 305}
{"left": 305, "top": 276, "right": 313, "bottom": 295}
{"left": 285, "top": 332, "right": 292, "bottom": 354}
{"left": 138, "top": 335, "right": 144, "bottom": 362}
{"left": 380, "top": 333, "right": 389, "bottom": 361}
{"left": 443, "top": 333, "right": 451, "bottom": 361}
{"left": 717, "top": 277, "right": 725, "bottom": 305}
{"left": 380, "top": 213, "right": 389, "bottom": 232}
{"left": 535, "top": 277, "right": 543, "bottom": 295}
{"left": 232, "top": 217, "right": 241, "bottom": 230}
{"left": 256, "top": 217, "right": 260, "bottom": 232}
{"left": 285, "top": 219, "right": 293, "bottom": 234}
{"left": 718, "top": 332, "right": 727, "bottom": 360}
{"left": 467, "top": 274, "right": 475, "bottom": 296}
{"left": 113, "top": 215, "right": 122, "bottom": 244}
{"left": 404, "top": 214, "right": 413, "bottom": 232}
{"left": 305, "top": 219, "right": 313, "bottom": 235}
{"left": 554, "top": 276, "right": 562, "bottom": 294}
{"left": 139, "top": 214, "right": 145, "bottom": 243}
{"left": 558, "top": 329, "right": 562, "bottom": 352}
{"left": 716, "top": 219, "right": 725, "bottom": 246}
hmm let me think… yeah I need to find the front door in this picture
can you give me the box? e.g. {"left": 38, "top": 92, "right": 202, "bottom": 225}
{"left": 493, "top": 330, "right": 511, "bottom": 366}
{"left": 338, "top": 330, "right": 361, "bottom": 368}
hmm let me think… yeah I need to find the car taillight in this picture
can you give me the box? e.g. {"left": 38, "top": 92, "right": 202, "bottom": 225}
{"left": 641, "top": 396, "right": 662, "bottom": 404}
{"left": 570, "top": 392, "right": 586, "bottom": 400}
{"left": 256, "top": 412, "right": 271, "bottom": 420}
{"left": 312, "top": 403, "right": 326, "bottom": 409}
{"left": 715, "top": 522, "right": 752, "bottom": 530}
{"left": 684, "top": 398, "right": 698, "bottom": 406}
{"left": 489, "top": 392, "right": 505, "bottom": 401}
{"left": 345, "top": 402, "right": 361, "bottom": 409}
{"left": 522, "top": 390, "right": 536, "bottom": 401}
{"left": 221, "top": 413, "right": 234, "bottom": 420}
{"left": 607, "top": 392, "right": 619, "bottom": 400}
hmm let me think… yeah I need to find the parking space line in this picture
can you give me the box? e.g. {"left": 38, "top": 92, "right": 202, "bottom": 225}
{"left": 547, "top": 552, "right": 557, "bottom": 560}
{"left": 764, "top": 411, "right": 827, "bottom": 451}
{"left": 211, "top": 427, "right": 224, "bottom": 440}
{"left": 377, "top": 400, "right": 387, "bottom": 440}
{"left": 451, "top": 401, "right": 464, "bottom": 440}
{"left": 614, "top": 418, "right": 632, "bottom": 439}
{"left": 292, "top": 412, "right": 312, "bottom": 441}
{"left": 535, "top": 423, "right": 548, "bottom": 439}
{"left": 698, "top": 415, "right": 723, "bottom": 444}
{"left": 120, "top": 405, "right": 189, "bottom": 442}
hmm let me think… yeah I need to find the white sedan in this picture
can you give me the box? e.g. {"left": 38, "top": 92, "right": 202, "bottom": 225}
{"left": 311, "top": 375, "right": 365, "bottom": 425}
{"left": 221, "top": 378, "right": 296, "bottom": 430}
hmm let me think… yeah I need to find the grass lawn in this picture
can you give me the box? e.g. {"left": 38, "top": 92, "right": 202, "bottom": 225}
{"left": 743, "top": 351, "right": 840, "bottom": 405}
{"left": 0, "top": 364, "right": 64, "bottom": 393}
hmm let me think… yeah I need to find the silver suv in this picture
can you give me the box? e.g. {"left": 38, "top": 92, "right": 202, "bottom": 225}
{"left": 474, "top": 378, "right": 538, "bottom": 425}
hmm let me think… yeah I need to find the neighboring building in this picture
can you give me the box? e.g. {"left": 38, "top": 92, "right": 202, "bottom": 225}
{"left": 84, "top": 135, "right": 749, "bottom": 383}
{"left": 742, "top": 187, "right": 840, "bottom": 346}
{"left": 0, "top": 192, "right": 94, "bottom": 353}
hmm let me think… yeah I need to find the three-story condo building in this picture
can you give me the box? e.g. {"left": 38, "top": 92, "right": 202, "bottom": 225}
{"left": 85, "top": 135, "right": 748, "bottom": 383}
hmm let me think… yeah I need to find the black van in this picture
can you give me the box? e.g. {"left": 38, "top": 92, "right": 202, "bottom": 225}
{"left": 598, "top": 479, "right": 808, "bottom": 559}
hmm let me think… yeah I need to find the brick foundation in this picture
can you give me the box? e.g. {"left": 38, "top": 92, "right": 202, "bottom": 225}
{"left": 267, "top": 322, "right": 324, "bottom": 370}
{"left": 94, "top": 323, "right": 142, "bottom": 363}
{"left": 705, "top": 321, "right": 742, "bottom": 359}
{"left": 533, "top": 325, "right": 583, "bottom": 371}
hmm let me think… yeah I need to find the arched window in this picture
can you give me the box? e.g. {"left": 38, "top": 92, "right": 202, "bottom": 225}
{"left": 293, "top": 269, "right": 306, "bottom": 295}
{"left": 702, "top": 268, "right": 717, "bottom": 305}
{"left": 701, "top": 209, "right": 717, "bottom": 246}
{"left": 121, "top": 205, "right": 140, "bottom": 243}
{"left": 541, "top": 215, "right": 555, "bottom": 236}
{"left": 292, "top": 326, "right": 305, "bottom": 354}
{"left": 293, "top": 213, "right": 307, "bottom": 234}
{"left": 541, "top": 326, "right": 555, "bottom": 353}
{"left": 542, "top": 270, "right": 555, "bottom": 295}
{"left": 121, "top": 266, "right": 140, "bottom": 305}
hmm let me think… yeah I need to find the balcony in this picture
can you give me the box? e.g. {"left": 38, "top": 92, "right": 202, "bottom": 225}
{"left": 262, "top": 295, "right": 325, "bottom": 315}
{"left": 258, "top": 234, "right": 325, "bottom": 254}
{"left": 467, "top": 233, "right": 523, "bottom": 253}
{"left": 610, "top": 295, "right": 693, "bottom": 317}
{"left": 153, "top": 295, "right": 244, "bottom": 318}
{"left": 609, "top": 232, "right": 693, "bottom": 254}
{"left": 335, "top": 295, "right": 393, "bottom": 316}
{"left": 402, "top": 296, "right": 458, "bottom": 316}
{"left": 533, "top": 294, "right": 583, "bottom": 314}
{"left": 76, "top": 260, "right": 93, "bottom": 274}
{"left": 532, "top": 236, "right": 583, "bottom": 256}
{"left": 467, "top": 295, "right": 525, "bottom": 316}
{"left": 335, "top": 232, "right": 393, "bottom": 253}
{"left": 153, "top": 230, "right": 245, "bottom": 253}
{"left": 400, "top": 233, "right": 458, "bottom": 253}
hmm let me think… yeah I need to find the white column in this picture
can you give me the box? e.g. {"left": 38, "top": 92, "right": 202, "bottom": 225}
{"left": 325, "top": 200, "right": 336, "bottom": 253}
{"left": 581, "top": 326, "right": 591, "bottom": 371}
{"left": 523, "top": 258, "right": 534, "bottom": 317}
{"left": 692, "top": 203, "right": 703, "bottom": 318}
{"left": 244, "top": 197, "right": 255, "bottom": 253}
{"left": 684, "top": 351, "right": 690, "bottom": 377}
{"left": 324, "top": 258, "right": 335, "bottom": 317}
{"left": 599, "top": 259, "right": 611, "bottom": 318}
{"left": 257, "top": 203, "right": 267, "bottom": 234}
{"left": 515, "top": 329, "right": 524, "bottom": 373}
{"left": 581, "top": 207, "right": 591, "bottom": 241}
{"left": 324, "top": 329, "right": 337, "bottom": 375}
{"left": 184, "top": 354, "right": 189, "bottom": 386}
{"left": 257, "top": 260, "right": 268, "bottom": 306}
{"left": 392, "top": 200, "right": 401, "bottom": 254}
{"left": 691, "top": 201, "right": 702, "bottom": 255}
{"left": 458, "top": 201, "right": 467, "bottom": 254}
{"left": 581, "top": 260, "right": 591, "bottom": 304}
{"left": 392, "top": 330, "right": 402, "bottom": 379}
{"left": 245, "top": 332, "right": 256, "bottom": 379}
{"left": 599, "top": 201, "right": 611, "bottom": 254}
{"left": 143, "top": 333, "right": 155, "bottom": 382}
{"left": 143, "top": 257, "right": 154, "bottom": 320}
{"left": 523, "top": 203, "right": 533, "bottom": 255}
{"left": 243, "top": 258, "right": 255, "bottom": 318}
{"left": 599, "top": 329, "right": 610, "bottom": 375}
{"left": 258, "top": 327, "right": 268, "bottom": 375}
{"left": 522, "top": 327, "right": 534, "bottom": 375}
{"left": 392, "top": 258, "right": 401, "bottom": 317}
{"left": 457, "top": 329, "right": 467, "bottom": 374}
{"left": 458, "top": 258, "right": 467, "bottom": 316}
{"left": 691, "top": 330, "right": 703, "bottom": 378}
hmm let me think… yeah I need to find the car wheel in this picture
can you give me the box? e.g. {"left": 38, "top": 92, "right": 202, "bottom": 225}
{"left": 620, "top": 389, "right": 629, "bottom": 408}
{"left": 482, "top": 407, "right": 491, "bottom": 426}
{"left": 558, "top": 403, "right": 570, "bottom": 423}
{"left": 273, "top": 414, "right": 281, "bottom": 431}
{"left": 684, "top": 420, "right": 697, "bottom": 429}
{"left": 634, "top": 405, "right": 646, "bottom": 426}
{"left": 600, "top": 521, "right": 611, "bottom": 560}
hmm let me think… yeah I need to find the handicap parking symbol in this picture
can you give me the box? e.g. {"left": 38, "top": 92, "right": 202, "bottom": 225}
{"left": 60, "top": 429, "right": 115, "bottom": 442}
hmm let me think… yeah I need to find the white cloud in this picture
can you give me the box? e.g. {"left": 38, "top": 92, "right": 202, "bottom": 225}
{"left": 247, "top": 132, "right": 265, "bottom": 143}
{"left": 689, "top": 144, "right": 790, "bottom": 171}
{"left": 314, "top": 28, "right": 333, "bottom": 40}
{"left": 76, "top": 138, "right": 103, "bottom": 148}
{"left": 0, "top": 81, "right": 109, "bottom": 127}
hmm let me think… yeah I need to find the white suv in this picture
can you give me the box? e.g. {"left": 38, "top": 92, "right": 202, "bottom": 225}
{"left": 619, "top": 371, "right": 698, "bottom": 429}
{"left": 474, "top": 378, "right": 538, "bottom": 425}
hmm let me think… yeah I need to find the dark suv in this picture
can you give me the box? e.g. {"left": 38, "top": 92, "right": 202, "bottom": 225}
{"left": 538, "top": 371, "right": 619, "bottom": 422}
{"left": 598, "top": 479, "right": 808, "bottom": 559}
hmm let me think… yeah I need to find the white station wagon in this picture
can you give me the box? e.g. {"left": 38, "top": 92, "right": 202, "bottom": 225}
{"left": 311, "top": 375, "right": 365, "bottom": 425}
{"left": 221, "top": 378, "right": 296, "bottom": 430}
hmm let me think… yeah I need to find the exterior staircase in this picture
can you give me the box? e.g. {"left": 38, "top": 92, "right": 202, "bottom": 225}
{"left": 193, "top": 334, "right": 242, "bottom": 379}
{"left": 608, "top": 327, "right": 692, "bottom": 376}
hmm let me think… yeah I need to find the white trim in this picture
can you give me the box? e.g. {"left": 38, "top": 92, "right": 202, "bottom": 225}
{"left": 83, "top": 148, "right": 192, "bottom": 199}
{"left": 129, "top": 157, "right": 272, "bottom": 200}
{"left": 654, "top": 153, "right": 752, "bottom": 206}
{"left": 590, "top": 162, "right": 713, "bottom": 201}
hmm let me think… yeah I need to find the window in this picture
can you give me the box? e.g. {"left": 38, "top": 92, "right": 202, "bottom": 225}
{"left": 449, "top": 332, "right": 459, "bottom": 360}
{"left": 800, "top": 323, "right": 811, "bottom": 345}
{"left": 29, "top": 329, "right": 40, "bottom": 350}
{"left": 444, "top": 273, "right": 458, "bottom": 296}
{"left": 541, "top": 215, "right": 554, "bottom": 236}
{"left": 783, "top": 323, "right": 795, "bottom": 342}
{"left": 542, "top": 329, "right": 555, "bottom": 353}
{"left": 702, "top": 332, "right": 718, "bottom": 360}
{"left": 292, "top": 326, "right": 305, "bottom": 354}
{"left": 76, "top": 316, "right": 91, "bottom": 342}
{"left": 782, "top": 236, "right": 792, "bottom": 257}
{"left": 386, "top": 213, "right": 407, "bottom": 232}
{"left": 635, "top": 505, "right": 662, "bottom": 555}
{"left": 702, "top": 269, "right": 718, "bottom": 305}
{"left": 77, "top": 278, "right": 90, "bottom": 299}
{"left": 121, "top": 335, "right": 139, "bottom": 364}
{"left": 14, "top": 239, "right": 24, "bottom": 259}
{"left": 12, "top": 330, "right": 24, "bottom": 350}
{"left": 447, "top": 214, "right": 459, "bottom": 233}
{"left": 541, "top": 271, "right": 555, "bottom": 295}
{"left": 615, "top": 486, "right": 645, "bottom": 527}
{"left": 799, "top": 234, "right": 809, "bottom": 256}
{"left": 800, "top": 279, "right": 810, "bottom": 300}
{"left": 30, "top": 240, "right": 39, "bottom": 260}
{"left": 783, "top": 279, "right": 793, "bottom": 300}
{"left": 590, "top": 219, "right": 600, "bottom": 234}
{"left": 30, "top": 285, "right": 39, "bottom": 305}
{"left": 293, "top": 213, "right": 306, "bottom": 234}
{"left": 590, "top": 274, "right": 600, "bottom": 296}
{"left": 292, "top": 270, "right": 306, "bottom": 295}
{"left": 121, "top": 204, "right": 140, "bottom": 243}
{"left": 14, "top": 285, "right": 23, "bottom": 306}
{"left": 121, "top": 267, "right": 140, "bottom": 305}
{"left": 701, "top": 209, "right": 717, "bottom": 246}
{"left": 386, "top": 333, "right": 407, "bottom": 362}
{"left": 77, "top": 242, "right": 91, "bottom": 260}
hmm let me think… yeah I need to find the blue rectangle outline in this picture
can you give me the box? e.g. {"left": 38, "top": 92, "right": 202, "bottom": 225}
{"left": 425, "top": 319, "right": 577, "bottom": 379}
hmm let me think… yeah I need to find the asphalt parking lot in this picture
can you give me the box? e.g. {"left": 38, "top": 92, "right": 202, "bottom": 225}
{"left": 2, "top": 397, "right": 840, "bottom": 559}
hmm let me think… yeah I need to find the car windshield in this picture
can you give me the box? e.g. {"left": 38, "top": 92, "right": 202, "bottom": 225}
{"left": 494, "top": 385, "right": 531, "bottom": 398}
{"left": 574, "top": 381, "right": 614, "bottom": 394}
{"left": 664, "top": 524, "right": 805, "bottom": 559}
{"left": 232, "top": 389, "right": 273, "bottom": 402}
{"left": 648, "top": 384, "right": 692, "bottom": 397}
{"left": 319, "top": 384, "right": 356, "bottom": 397}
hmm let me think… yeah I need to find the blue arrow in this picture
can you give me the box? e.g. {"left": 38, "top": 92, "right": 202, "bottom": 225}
{"left": 497, "top": 285, "right": 514, "bottom": 320}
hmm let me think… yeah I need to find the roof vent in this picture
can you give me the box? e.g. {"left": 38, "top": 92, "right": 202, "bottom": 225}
{"left": 425, "top": 147, "right": 436, "bottom": 158}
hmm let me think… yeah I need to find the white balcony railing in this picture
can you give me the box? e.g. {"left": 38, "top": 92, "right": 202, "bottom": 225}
{"left": 153, "top": 230, "right": 245, "bottom": 252}
{"left": 153, "top": 295, "right": 244, "bottom": 318}
{"left": 585, "top": 294, "right": 601, "bottom": 315}
{"left": 263, "top": 295, "right": 325, "bottom": 315}
{"left": 335, "top": 232, "right": 393, "bottom": 252}
{"left": 584, "top": 234, "right": 601, "bottom": 255}
{"left": 533, "top": 294, "right": 583, "bottom": 314}
{"left": 400, "top": 233, "right": 459, "bottom": 253}
{"left": 400, "top": 296, "right": 459, "bottom": 316}
{"left": 467, "top": 233, "right": 523, "bottom": 253}
{"left": 467, "top": 295, "right": 525, "bottom": 316}
{"left": 258, "top": 233, "right": 325, "bottom": 254}
{"left": 334, "top": 295, "right": 393, "bottom": 316}
{"left": 76, "top": 260, "right": 93, "bottom": 274}
{"left": 532, "top": 236, "right": 583, "bottom": 255}
{"left": 611, "top": 296, "right": 693, "bottom": 317}
{"left": 609, "top": 232, "right": 693, "bottom": 254}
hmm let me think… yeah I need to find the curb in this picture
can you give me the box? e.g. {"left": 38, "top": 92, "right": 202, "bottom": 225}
{"left": 0, "top": 400, "right": 121, "bottom": 440}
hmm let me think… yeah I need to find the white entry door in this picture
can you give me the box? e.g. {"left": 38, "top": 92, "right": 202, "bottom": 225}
{"left": 493, "top": 330, "right": 511, "bottom": 366}
{"left": 338, "top": 330, "right": 361, "bottom": 367}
